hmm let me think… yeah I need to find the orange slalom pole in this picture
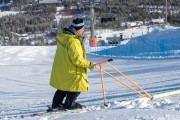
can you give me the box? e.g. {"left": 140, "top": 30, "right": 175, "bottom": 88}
{"left": 99, "top": 64, "right": 108, "bottom": 106}
{"left": 96, "top": 66, "right": 147, "bottom": 98}
{"left": 106, "top": 62, "right": 153, "bottom": 99}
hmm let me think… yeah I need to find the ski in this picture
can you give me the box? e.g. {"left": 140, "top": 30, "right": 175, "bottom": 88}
{"left": 30, "top": 105, "right": 67, "bottom": 117}
{"left": 30, "top": 104, "right": 111, "bottom": 118}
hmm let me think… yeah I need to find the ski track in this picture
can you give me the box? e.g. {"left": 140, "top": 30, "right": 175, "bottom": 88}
{"left": 0, "top": 47, "right": 180, "bottom": 120}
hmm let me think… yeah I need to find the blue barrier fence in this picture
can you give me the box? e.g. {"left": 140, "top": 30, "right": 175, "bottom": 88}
{"left": 85, "top": 28, "right": 180, "bottom": 59}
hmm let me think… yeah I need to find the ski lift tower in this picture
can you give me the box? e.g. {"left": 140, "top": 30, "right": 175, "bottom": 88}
{"left": 165, "top": 0, "right": 168, "bottom": 25}
{"left": 78, "top": 0, "right": 108, "bottom": 39}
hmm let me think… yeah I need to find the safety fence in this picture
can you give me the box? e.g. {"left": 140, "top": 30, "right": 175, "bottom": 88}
{"left": 85, "top": 29, "right": 180, "bottom": 59}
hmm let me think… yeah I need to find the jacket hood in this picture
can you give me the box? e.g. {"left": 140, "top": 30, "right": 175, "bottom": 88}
{"left": 63, "top": 26, "right": 77, "bottom": 35}
{"left": 57, "top": 26, "right": 82, "bottom": 46}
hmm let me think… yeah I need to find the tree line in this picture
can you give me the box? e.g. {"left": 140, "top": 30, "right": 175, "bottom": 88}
{"left": 0, "top": 4, "right": 57, "bottom": 45}
{"left": 0, "top": 0, "right": 179, "bottom": 46}
{"left": 60, "top": 0, "right": 180, "bottom": 30}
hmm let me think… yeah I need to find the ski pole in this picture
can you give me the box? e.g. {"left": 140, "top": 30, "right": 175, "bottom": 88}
{"left": 106, "top": 62, "right": 153, "bottom": 100}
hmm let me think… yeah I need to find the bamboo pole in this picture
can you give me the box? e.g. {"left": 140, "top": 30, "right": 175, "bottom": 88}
{"left": 99, "top": 64, "right": 107, "bottom": 106}
{"left": 106, "top": 62, "right": 153, "bottom": 99}
{"left": 96, "top": 66, "right": 147, "bottom": 98}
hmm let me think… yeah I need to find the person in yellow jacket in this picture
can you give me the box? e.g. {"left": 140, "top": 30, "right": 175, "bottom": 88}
{"left": 50, "top": 18, "right": 95, "bottom": 110}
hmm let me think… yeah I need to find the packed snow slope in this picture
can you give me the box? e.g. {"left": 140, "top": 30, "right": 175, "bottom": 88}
{"left": 0, "top": 46, "right": 180, "bottom": 120}
{"left": 93, "top": 28, "right": 180, "bottom": 59}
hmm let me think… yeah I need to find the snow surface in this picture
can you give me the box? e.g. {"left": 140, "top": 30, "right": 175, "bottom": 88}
{"left": 0, "top": 11, "right": 18, "bottom": 18}
{"left": 0, "top": 27, "right": 180, "bottom": 120}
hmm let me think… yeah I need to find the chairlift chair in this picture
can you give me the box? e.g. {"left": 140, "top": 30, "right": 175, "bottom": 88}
{"left": 101, "top": 13, "right": 116, "bottom": 23}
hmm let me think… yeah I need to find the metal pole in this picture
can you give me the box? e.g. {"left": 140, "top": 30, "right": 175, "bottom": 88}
{"left": 90, "top": 1, "right": 95, "bottom": 38}
{"left": 165, "top": 0, "right": 168, "bottom": 24}
{"left": 79, "top": 0, "right": 107, "bottom": 38}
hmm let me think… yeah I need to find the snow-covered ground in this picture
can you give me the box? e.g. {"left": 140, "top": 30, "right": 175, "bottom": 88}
{"left": 0, "top": 26, "right": 180, "bottom": 120}
{"left": 0, "top": 11, "right": 18, "bottom": 18}
{"left": 0, "top": 47, "right": 180, "bottom": 120}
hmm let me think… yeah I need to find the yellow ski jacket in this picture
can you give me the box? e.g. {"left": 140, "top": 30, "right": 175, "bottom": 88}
{"left": 50, "top": 27, "right": 94, "bottom": 92}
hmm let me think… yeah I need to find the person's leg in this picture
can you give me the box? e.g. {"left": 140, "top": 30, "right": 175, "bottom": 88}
{"left": 52, "top": 90, "right": 67, "bottom": 108}
{"left": 64, "top": 92, "right": 82, "bottom": 109}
